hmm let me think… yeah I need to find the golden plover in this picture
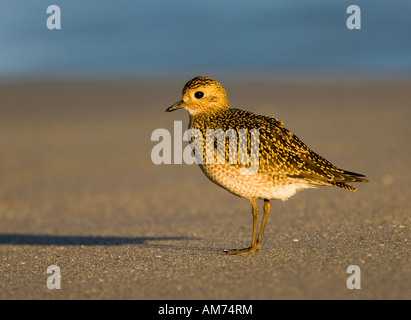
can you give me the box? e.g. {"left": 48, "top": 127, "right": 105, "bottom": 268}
{"left": 166, "top": 76, "right": 368, "bottom": 255}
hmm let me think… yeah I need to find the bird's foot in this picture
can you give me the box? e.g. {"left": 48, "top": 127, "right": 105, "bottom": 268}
{"left": 224, "top": 246, "right": 259, "bottom": 255}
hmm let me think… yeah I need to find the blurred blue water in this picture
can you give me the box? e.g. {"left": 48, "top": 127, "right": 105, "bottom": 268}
{"left": 0, "top": 0, "right": 410, "bottom": 81}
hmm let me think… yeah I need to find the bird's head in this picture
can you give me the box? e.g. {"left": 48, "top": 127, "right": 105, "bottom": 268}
{"left": 166, "top": 76, "right": 230, "bottom": 116}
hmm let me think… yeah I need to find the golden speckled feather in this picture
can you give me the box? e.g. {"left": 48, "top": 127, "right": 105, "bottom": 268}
{"left": 190, "top": 108, "right": 367, "bottom": 191}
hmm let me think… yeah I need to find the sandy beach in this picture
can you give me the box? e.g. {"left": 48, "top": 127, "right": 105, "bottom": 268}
{"left": 0, "top": 80, "right": 409, "bottom": 299}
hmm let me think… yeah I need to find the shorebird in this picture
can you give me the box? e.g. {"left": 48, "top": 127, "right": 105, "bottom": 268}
{"left": 166, "top": 76, "right": 368, "bottom": 255}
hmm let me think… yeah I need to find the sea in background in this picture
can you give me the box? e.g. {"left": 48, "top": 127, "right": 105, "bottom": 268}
{"left": 0, "top": 0, "right": 410, "bottom": 82}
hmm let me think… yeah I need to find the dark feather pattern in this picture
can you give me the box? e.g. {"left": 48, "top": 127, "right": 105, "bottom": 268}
{"left": 191, "top": 107, "right": 368, "bottom": 191}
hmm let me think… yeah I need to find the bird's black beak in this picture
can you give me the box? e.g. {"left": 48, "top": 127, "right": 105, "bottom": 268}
{"left": 166, "top": 100, "right": 185, "bottom": 112}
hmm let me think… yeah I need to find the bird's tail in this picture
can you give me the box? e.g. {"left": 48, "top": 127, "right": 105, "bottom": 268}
{"left": 329, "top": 170, "right": 369, "bottom": 192}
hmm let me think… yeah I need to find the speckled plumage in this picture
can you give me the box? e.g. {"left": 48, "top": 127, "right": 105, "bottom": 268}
{"left": 189, "top": 107, "right": 368, "bottom": 200}
{"left": 167, "top": 76, "right": 368, "bottom": 254}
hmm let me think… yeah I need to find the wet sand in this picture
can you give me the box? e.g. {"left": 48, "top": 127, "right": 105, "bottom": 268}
{"left": 0, "top": 80, "right": 409, "bottom": 299}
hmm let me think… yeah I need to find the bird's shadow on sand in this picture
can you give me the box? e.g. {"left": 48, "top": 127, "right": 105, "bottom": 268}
{"left": 0, "top": 234, "right": 221, "bottom": 252}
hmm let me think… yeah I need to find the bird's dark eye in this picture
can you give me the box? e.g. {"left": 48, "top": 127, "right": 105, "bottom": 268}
{"left": 194, "top": 91, "right": 204, "bottom": 99}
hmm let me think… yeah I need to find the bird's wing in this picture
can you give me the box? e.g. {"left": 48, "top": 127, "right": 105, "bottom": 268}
{"left": 256, "top": 117, "right": 367, "bottom": 184}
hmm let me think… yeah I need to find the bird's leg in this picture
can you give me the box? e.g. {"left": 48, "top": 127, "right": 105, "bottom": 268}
{"left": 225, "top": 198, "right": 259, "bottom": 255}
{"left": 250, "top": 198, "right": 259, "bottom": 249}
{"left": 256, "top": 199, "right": 271, "bottom": 250}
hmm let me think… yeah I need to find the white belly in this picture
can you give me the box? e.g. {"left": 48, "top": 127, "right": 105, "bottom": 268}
{"left": 199, "top": 164, "right": 316, "bottom": 201}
